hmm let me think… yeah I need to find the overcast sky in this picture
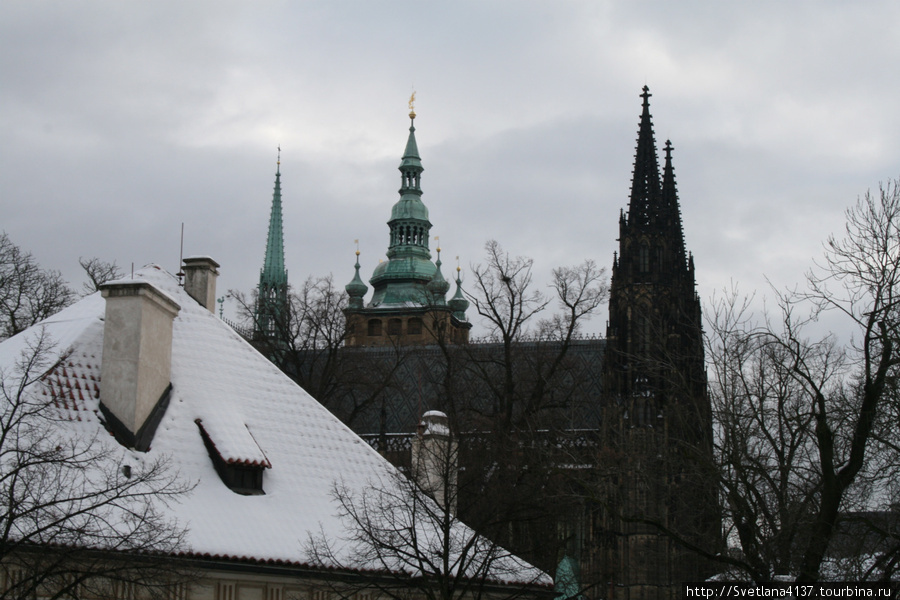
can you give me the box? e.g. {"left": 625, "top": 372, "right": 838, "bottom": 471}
{"left": 2, "top": 1, "right": 898, "bottom": 338}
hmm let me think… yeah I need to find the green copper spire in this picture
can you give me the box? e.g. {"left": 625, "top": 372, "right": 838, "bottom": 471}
{"left": 262, "top": 150, "right": 287, "bottom": 286}
{"left": 368, "top": 103, "right": 438, "bottom": 307}
{"left": 255, "top": 149, "right": 289, "bottom": 340}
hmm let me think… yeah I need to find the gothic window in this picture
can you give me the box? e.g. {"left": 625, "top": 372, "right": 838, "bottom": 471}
{"left": 633, "top": 312, "right": 651, "bottom": 354}
{"left": 367, "top": 319, "right": 382, "bottom": 336}
{"left": 639, "top": 243, "right": 650, "bottom": 273}
{"left": 388, "top": 318, "right": 402, "bottom": 335}
{"left": 408, "top": 318, "right": 423, "bottom": 335}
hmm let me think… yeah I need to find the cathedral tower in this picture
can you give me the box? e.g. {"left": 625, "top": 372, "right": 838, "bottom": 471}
{"left": 254, "top": 150, "right": 289, "bottom": 342}
{"left": 344, "top": 100, "right": 471, "bottom": 347}
{"left": 597, "top": 87, "right": 717, "bottom": 598}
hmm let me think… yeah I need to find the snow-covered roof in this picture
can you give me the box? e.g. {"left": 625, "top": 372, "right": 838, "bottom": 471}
{"left": 0, "top": 264, "right": 547, "bottom": 584}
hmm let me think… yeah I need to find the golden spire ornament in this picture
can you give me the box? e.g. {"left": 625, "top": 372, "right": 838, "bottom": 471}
{"left": 408, "top": 91, "right": 416, "bottom": 119}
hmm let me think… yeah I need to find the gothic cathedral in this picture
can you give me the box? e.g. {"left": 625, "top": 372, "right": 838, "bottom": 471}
{"left": 252, "top": 88, "right": 719, "bottom": 599}
{"left": 597, "top": 86, "right": 718, "bottom": 597}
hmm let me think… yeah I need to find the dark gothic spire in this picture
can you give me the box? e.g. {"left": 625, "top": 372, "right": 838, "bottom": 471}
{"left": 628, "top": 86, "right": 662, "bottom": 227}
{"left": 662, "top": 140, "right": 687, "bottom": 263}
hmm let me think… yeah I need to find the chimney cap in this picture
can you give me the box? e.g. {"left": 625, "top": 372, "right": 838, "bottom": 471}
{"left": 419, "top": 411, "right": 450, "bottom": 438}
{"left": 183, "top": 256, "right": 220, "bottom": 269}
{"left": 100, "top": 279, "right": 181, "bottom": 315}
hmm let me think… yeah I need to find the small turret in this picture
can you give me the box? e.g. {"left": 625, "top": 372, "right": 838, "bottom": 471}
{"left": 346, "top": 248, "right": 368, "bottom": 309}
{"left": 448, "top": 264, "right": 469, "bottom": 322}
{"left": 427, "top": 246, "right": 451, "bottom": 304}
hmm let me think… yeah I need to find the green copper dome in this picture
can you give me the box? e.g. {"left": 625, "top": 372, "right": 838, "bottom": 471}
{"left": 390, "top": 197, "right": 430, "bottom": 222}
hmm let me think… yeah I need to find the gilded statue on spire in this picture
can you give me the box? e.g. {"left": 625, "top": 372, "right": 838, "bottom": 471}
{"left": 408, "top": 91, "right": 416, "bottom": 119}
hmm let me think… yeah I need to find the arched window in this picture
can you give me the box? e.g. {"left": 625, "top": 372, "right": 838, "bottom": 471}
{"left": 408, "top": 318, "right": 423, "bottom": 335}
{"left": 367, "top": 319, "right": 382, "bottom": 336}
{"left": 388, "top": 318, "right": 402, "bottom": 336}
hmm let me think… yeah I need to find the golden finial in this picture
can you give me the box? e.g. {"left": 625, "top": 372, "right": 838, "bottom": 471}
{"left": 354, "top": 239, "right": 360, "bottom": 257}
{"left": 408, "top": 91, "right": 416, "bottom": 119}
{"left": 456, "top": 255, "right": 461, "bottom": 273}
{"left": 434, "top": 235, "right": 440, "bottom": 253}
{"left": 277, "top": 145, "right": 281, "bottom": 166}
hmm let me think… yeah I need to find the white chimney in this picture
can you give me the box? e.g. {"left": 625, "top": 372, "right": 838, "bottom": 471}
{"left": 411, "top": 410, "right": 458, "bottom": 513}
{"left": 182, "top": 256, "right": 219, "bottom": 312}
{"left": 99, "top": 280, "right": 180, "bottom": 450}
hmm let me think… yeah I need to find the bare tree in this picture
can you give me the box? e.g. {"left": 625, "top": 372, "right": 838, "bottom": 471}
{"left": 788, "top": 178, "right": 900, "bottom": 581}
{"left": 705, "top": 289, "right": 831, "bottom": 580}
{"left": 306, "top": 415, "right": 548, "bottom": 600}
{"left": 0, "top": 233, "right": 74, "bottom": 341}
{"left": 0, "top": 329, "right": 193, "bottom": 600}
{"left": 702, "top": 178, "right": 900, "bottom": 581}
{"left": 463, "top": 240, "right": 607, "bottom": 432}
{"left": 79, "top": 257, "right": 124, "bottom": 296}
{"left": 408, "top": 241, "right": 608, "bottom": 581}
{"left": 230, "top": 275, "right": 409, "bottom": 429}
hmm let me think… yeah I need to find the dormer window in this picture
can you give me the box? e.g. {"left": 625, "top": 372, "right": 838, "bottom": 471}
{"left": 196, "top": 420, "right": 270, "bottom": 495}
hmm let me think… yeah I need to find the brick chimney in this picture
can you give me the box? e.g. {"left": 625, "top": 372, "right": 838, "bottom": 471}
{"left": 411, "top": 410, "right": 458, "bottom": 513}
{"left": 182, "top": 256, "right": 219, "bottom": 312}
{"left": 99, "top": 280, "right": 180, "bottom": 451}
